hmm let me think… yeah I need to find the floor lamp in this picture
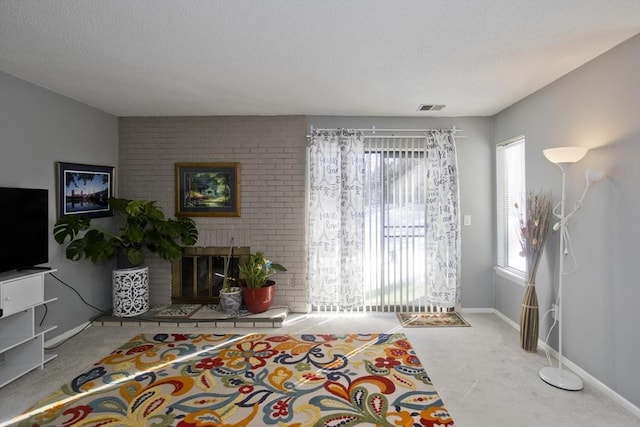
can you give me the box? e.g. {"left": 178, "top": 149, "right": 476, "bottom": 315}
{"left": 539, "top": 146, "right": 602, "bottom": 391}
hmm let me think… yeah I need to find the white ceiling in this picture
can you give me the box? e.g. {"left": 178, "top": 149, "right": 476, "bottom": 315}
{"left": 1, "top": 0, "right": 638, "bottom": 117}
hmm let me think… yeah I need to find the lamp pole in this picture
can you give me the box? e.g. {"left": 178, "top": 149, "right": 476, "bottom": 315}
{"left": 538, "top": 161, "right": 584, "bottom": 391}
{"left": 558, "top": 166, "right": 567, "bottom": 378}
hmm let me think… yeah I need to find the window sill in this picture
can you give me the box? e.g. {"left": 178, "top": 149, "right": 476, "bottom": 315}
{"left": 494, "top": 267, "right": 526, "bottom": 287}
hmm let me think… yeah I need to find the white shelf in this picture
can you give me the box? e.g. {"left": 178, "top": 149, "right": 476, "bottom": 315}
{"left": 0, "top": 361, "right": 45, "bottom": 388}
{"left": 0, "top": 269, "right": 57, "bottom": 388}
{"left": 0, "top": 334, "right": 33, "bottom": 353}
{"left": 43, "top": 352, "right": 58, "bottom": 364}
{"left": 36, "top": 324, "right": 57, "bottom": 336}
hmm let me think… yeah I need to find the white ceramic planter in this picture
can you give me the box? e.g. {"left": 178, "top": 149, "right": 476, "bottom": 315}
{"left": 219, "top": 287, "right": 242, "bottom": 316}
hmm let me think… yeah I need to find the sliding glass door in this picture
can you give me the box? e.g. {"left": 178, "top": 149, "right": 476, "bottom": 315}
{"left": 363, "top": 143, "right": 428, "bottom": 312}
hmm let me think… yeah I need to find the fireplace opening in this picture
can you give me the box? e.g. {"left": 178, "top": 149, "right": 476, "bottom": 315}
{"left": 171, "top": 246, "right": 250, "bottom": 304}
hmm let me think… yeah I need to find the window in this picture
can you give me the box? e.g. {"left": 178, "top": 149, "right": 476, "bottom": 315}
{"left": 496, "top": 136, "right": 526, "bottom": 275}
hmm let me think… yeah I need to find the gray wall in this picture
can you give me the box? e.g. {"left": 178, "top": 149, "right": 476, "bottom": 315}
{"left": 0, "top": 71, "right": 118, "bottom": 338}
{"left": 309, "top": 116, "right": 495, "bottom": 309}
{"left": 493, "top": 35, "right": 640, "bottom": 406}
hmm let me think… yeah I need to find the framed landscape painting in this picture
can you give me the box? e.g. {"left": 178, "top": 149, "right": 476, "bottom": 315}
{"left": 57, "top": 162, "right": 115, "bottom": 218}
{"left": 175, "top": 162, "right": 240, "bottom": 217}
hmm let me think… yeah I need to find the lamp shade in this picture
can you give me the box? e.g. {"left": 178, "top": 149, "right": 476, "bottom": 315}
{"left": 543, "top": 147, "right": 588, "bottom": 164}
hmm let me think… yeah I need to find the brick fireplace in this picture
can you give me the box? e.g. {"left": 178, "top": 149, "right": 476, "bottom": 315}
{"left": 171, "top": 246, "right": 250, "bottom": 304}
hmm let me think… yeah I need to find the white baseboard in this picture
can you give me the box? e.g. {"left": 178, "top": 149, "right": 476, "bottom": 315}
{"left": 45, "top": 322, "right": 92, "bottom": 348}
{"left": 535, "top": 338, "right": 640, "bottom": 418}
{"left": 460, "top": 307, "right": 495, "bottom": 314}
{"left": 479, "top": 308, "right": 639, "bottom": 419}
{"left": 490, "top": 308, "right": 520, "bottom": 329}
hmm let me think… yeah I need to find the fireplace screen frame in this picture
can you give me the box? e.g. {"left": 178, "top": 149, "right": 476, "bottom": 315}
{"left": 171, "top": 246, "right": 250, "bottom": 304}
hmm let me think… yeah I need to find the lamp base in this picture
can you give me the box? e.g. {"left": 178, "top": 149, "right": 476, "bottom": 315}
{"left": 539, "top": 366, "right": 583, "bottom": 391}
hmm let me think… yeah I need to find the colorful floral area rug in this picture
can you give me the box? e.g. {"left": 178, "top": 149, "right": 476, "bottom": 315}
{"left": 397, "top": 312, "right": 470, "bottom": 328}
{"left": 14, "top": 333, "right": 455, "bottom": 426}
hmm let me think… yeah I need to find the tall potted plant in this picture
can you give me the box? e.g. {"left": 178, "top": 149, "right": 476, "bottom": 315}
{"left": 516, "top": 190, "right": 552, "bottom": 352}
{"left": 53, "top": 197, "right": 198, "bottom": 316}
{"left": 239, "top": 251, "right": 287, "bottom": 313}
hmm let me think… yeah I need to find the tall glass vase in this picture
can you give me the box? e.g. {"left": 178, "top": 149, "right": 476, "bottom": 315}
{"left": 520, "top": 283, "right": 539, "bottom": 352}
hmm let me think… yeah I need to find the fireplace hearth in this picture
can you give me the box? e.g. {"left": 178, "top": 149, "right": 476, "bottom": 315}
{"left": 171, "top": 246, "right": 250, "bottom": 304}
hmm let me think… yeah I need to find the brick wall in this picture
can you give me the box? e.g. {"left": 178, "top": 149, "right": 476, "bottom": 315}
{"left": 118, "top": 116, "right": 309, "bottom": 312}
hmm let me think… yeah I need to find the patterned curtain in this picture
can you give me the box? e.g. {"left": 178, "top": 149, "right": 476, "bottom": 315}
{"left": 307, "top": 128, "right": 460, "bottom": 311}
{"left": 424, "top": 130, "right": 461, "bottom": 309}
{"left": 307, "top": 129, "right": 365, "bottom": 308}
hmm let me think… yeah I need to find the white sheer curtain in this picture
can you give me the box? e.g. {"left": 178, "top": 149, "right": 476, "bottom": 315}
{"left": 423, "top": 130, "right": 461, "bottom": 310}
{"left": 307, "top": 129, "right": 365, "bottom": 308}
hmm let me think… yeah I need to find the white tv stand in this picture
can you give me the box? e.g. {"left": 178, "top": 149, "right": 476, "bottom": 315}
{"left": 0, "top": 268, "right": 57, "bottom": 388}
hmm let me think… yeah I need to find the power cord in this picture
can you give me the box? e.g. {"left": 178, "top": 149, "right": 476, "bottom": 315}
{"left": 39, "top": 303, "right": 47, "bottom": 326}
{"left": 40, "top": 273, "right": 111, "bottom": 350}
{"left": 541, "top": 295, "right": 559, "bottom": 367}
{"left": 45, "top": 321, "right": 95, "bottom": 350}
{"left": 50, "top": 273, "right": 111, "bottom": 315}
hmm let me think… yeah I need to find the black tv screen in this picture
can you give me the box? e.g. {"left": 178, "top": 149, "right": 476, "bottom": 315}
{"left": 0, "top": 187, "right": 49, "bottom": 273}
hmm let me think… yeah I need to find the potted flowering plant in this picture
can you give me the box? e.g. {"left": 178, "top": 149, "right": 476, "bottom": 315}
{"left": 239, "top": 251, "right": 287, "bottom": 313}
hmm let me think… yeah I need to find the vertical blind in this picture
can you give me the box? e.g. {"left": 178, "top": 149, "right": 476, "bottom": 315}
{"left": 363, "top": 137, "right": 427, "bottom": 312}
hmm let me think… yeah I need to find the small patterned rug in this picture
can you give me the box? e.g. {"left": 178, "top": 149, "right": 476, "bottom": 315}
{"left": 150, "top": 303, "right": 203, "bottom": 318}
{"left": 190, "top": 304, "right": 288, "bottom": 320}
{"left": 397, "top": 312, "right": 470, "bottom": 328}
{"left": 14, "top": 333, "right": 456, "bottom": 426}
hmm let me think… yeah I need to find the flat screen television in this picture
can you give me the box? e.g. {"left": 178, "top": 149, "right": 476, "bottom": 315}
{"left": 0, "top": 187, "right": 49, "bottom": 273}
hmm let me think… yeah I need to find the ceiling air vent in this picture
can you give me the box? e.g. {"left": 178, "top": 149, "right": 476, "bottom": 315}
{"left": 417, "top": 104, "right": 446, "bottom": 112}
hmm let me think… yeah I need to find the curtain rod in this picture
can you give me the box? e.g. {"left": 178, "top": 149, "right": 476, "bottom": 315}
{"left": 359, "top": 135, "right": 465, "bottom": 139}
{"left": 306, "top": 125, "right": 465, "bottom": 138}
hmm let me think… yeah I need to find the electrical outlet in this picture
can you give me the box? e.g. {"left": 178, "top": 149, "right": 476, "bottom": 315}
{"left": 552, "top": 303, "right": 559, "bottom": 320}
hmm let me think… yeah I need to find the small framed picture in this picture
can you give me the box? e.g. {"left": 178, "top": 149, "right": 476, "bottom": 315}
{"left": 57, "top": 162, "right": 115, "bottom": 219}
{"left": 175, "top": 162, "right": 240, "bottom": 217}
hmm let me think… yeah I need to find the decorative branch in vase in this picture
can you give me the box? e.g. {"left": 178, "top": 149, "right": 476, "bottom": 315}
{"left": 218, "top": 238, "right": 242, "bottom": 316}
{"left": 516, "top": 190, "right": 552, "bottom": 352}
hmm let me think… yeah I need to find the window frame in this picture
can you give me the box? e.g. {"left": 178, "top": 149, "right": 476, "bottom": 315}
{"left": 496, "top": 136, "right": 526, "bottom": 280}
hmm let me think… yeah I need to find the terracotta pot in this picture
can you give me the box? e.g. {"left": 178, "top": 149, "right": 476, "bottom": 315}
{"left": 243, "top": 280, "right": 276, "bottom": 313}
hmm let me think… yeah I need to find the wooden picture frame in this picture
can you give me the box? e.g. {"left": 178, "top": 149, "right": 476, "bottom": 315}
{"left": 175, "top": 162, "right": 240, "bottom": 217}
{"left": 57, "top": 162, "right": 115, "bottom": 219}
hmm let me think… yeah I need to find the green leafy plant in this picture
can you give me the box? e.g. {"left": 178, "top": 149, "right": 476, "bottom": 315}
{"left": 239, "top": 251, "right": 287, "bottom": 289}
{"left": 53, "top": 197, "right": 198, "bottom": 267}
